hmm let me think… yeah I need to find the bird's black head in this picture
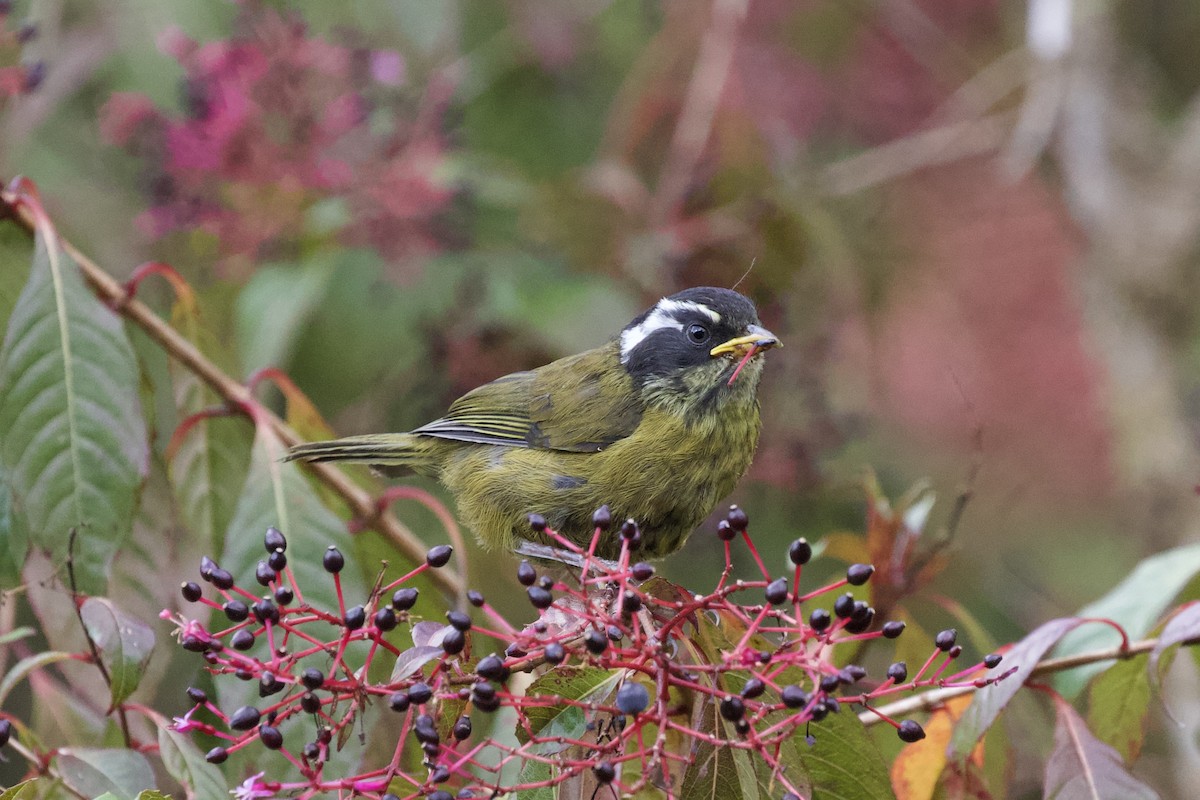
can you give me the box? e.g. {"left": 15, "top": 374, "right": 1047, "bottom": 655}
{"left": 619, "top": 287, "right": 779, "bottom": 411}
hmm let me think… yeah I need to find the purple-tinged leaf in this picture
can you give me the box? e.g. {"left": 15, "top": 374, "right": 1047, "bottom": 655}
{"left": 1149, "top": 601, "right": 1200, "bottom": 680}
{"left": 950, "top": 617, "right": 1088, "bottom": 761}
{"left": 1045, "top": 696, "right": 1160, "bottom": 800}
{"left": 390, "top": 645, "right": 444, "bottom": 681}
{"left": 411, "top": 620, "right": 447, "bottom": 649}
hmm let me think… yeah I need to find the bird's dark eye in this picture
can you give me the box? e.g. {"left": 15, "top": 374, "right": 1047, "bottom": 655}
{"left": 686, "top": 323, "right": 710, "bottom": 344}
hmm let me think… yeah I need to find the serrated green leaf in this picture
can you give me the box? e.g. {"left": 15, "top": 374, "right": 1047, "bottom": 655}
{"left": 0, "top": 225, "right": 148, "bottom": 593}
{"left": 800, "top": 712, "right": 896, "bottom": 800}
{"left": 78, "top": 597, "right": 155, "bottom": 709}
{"left": 55, "top": 747, "right": 156, "bottom": 800}
{"left": 518, "top": 666, "right": 621, "bottom": 749}
{"left": 157, "top": 722, "right": 227, "bottom": 800}
{"left": 515, "top": 757, "right": 557, "bottom": 800}
{"left": 1055, "top": 542, "right": 1200, "bottom": 698}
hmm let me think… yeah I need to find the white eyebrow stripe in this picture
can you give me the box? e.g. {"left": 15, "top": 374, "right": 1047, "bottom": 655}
{"left": 619, "top": 298, "right": 720, "bottom": 364}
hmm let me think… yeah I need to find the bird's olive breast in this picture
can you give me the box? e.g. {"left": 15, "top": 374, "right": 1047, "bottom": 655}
{"left": 436, "top": 397, "right": 762, "bottom": 559}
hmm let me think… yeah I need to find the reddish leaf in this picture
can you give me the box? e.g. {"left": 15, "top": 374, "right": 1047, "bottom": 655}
{"left": 949, "top": 617, "right": 1089, "bottom": 761}
{"left": 1149, "top": 601, "right": 1200, "bottom": 681}
{"left": 1044, "top": 696, "right": 1160, "bottom": 800}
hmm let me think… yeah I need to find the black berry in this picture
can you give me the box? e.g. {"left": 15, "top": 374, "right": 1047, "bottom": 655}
{"left": 585, "top": 629, "right": 608, "bottom": 654}
{"left": 181, "top": 581, "right": 202, "bottom": 602}
{"left": 882, "top": 621, "right": 906, "bottom": 639}
{"left": 898, "top": 720, "right": 926, "bottom": 743}
{"left": 984, "top": 653, "right": 1003, "bottom": 668}
{"left": 476, "top": 655, "right": 507, "bottom": 681}
{"left": 719, "top": 696, "right": 745, "bottom": 721}
{"left": 781, "top": 685, "right": 809, "bottom": 709}
{"left": 264, "top": 526, "right": 286, "bottom": 552}
{"left": 259, "top": 725, "right": 283, "bottom": 749}
{"left": 935, "top": 629, "right": 958, "bottom": 652}
{"left": 788, "top": 538, "right": 812, "bottom": 565}
{"left": 426, "top": 545, "right": 453, "bottom": 568}
{"left": 322, "top": 546, "right": 344, "bottom": 573}
{"left": 229, "top": 706, "right": 261, "bottom": 731}
{"left": 527, "top": 586, "right": 553, "bottom": 609}
{"left": 516, "top": 561, "right": 536, "bottom": 586}
{"left": 374, "top": 607, "right": 397, "bottom": 631}
{"left": 726, "top": 505, "right": 748, "bottom": 532}
{"left": 392, "top": 588, "right": 419, "bottom": 611}
{"left": 592, "top": 505, "right": 612, "bottom": 530}
{"left": 765, "top": 577, "right": 789, "bottom": 605}
{"left": 809, "top": 608, "right": 832, "bottom": 631}
{"left": 343, "top": 605, "right": 365, "bottom": 630}
{"left": 631, "top": 562, "right": 655, "bottom": 580}
{"left": 544, "top": 642, "right": 566, "bottom": 664}
{"left": 846, "top": 563, "right": 874, "bottom": 585}
{"left": 205, "top": 746, "right": 227, "bottom": 764}
{"left": 887, "top": 662, "right": 908, "bottom": 683}
{"left": 527, "top": 513, "right": 547, "bottom": 532}
{"left": 615, "top": 682, "right": 649, "bottom": 716}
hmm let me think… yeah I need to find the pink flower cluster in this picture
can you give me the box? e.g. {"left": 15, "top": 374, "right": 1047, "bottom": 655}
{"left": 100, "top": 6, "right": 453, "bottom": 274}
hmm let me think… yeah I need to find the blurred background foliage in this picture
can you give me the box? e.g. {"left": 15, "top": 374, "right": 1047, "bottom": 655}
{"left": 4, "top": 0, "right": 1200, "bottom": 794}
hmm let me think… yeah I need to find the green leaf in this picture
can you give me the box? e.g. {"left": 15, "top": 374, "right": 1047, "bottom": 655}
{"left": 0, "top": 625, "right": 34, "bottom": 645}
{"left": 157, "top": 721, "right": 227, "bottom": 800}
{"left": 518, "top": 665, "right": 622, "bottom": 749}
{"left": 0, "top": 782, "right": 39, "bottom": 800}
{"left": 0, "top": 461, "right": 27, "bottom": 585}
{"left": 0, "top": 225, "right": 148, "bottom": 593}
{"left": 168, "top": 287, "right": 252, "bottom": 558}
{"left": 1086, "top": 653, "right": 1158, "bottom": 763}
{"left": 79, "top": 597, "right": 155, "bottom": 709}
{"left": 0, "top": 650, "right": 78, "bottom": 707}
{"left": 1055, "top": 542, "right": 1200, "bottom": 698}
{"left": 799, "top": 711, "right": 896, "bottom": 800}
{"left": 515, "top": 757, "right": 557, "bottom": 800}
{"left": 55, "top": 747, "right": 156, "bottom": 800}
{"left": 217, "top": 425, "right": 365, "bottom": 708}
{"left": 235, "top": 259, "right": 335, "bottom": 375}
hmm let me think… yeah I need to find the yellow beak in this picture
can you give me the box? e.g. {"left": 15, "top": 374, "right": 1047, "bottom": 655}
{"left": 709, "top": 324, "right": 781, "bottom": 358}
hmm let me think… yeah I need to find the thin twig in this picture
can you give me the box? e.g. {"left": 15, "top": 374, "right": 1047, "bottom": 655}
{"left": 0, "top": 188, "right": 465, "bottom": 604}
{"left": 858, "top": 635, "right": 1183, "bottom": 726}
{"left": 649, "top": 0, "right": 748, "bottom": 224}
{"left": 821, "top": 112, "right": 1014, "bottom": 197}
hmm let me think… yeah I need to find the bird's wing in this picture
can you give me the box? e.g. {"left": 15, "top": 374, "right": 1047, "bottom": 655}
{"left": 412, "top": 345, "right": 643, "bottom": 452}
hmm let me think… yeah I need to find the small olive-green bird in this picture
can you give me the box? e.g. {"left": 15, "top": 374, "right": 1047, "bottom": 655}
{"left": 286, "top": 287, "right": 779, "bottom": 560}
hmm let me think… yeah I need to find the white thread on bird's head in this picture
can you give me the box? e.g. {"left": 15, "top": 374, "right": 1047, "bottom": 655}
{"left": 619, "top": 299, "right": 720, "bottom": 364}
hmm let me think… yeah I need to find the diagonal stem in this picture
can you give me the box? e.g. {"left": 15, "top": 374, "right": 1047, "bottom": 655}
{"left": 0, "top": 187, "right": 465, "bottom": 604}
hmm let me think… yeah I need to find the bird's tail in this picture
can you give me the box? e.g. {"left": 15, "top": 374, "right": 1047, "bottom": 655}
{"left": 285, "top": 433, "right": 433, "bottom": 473}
